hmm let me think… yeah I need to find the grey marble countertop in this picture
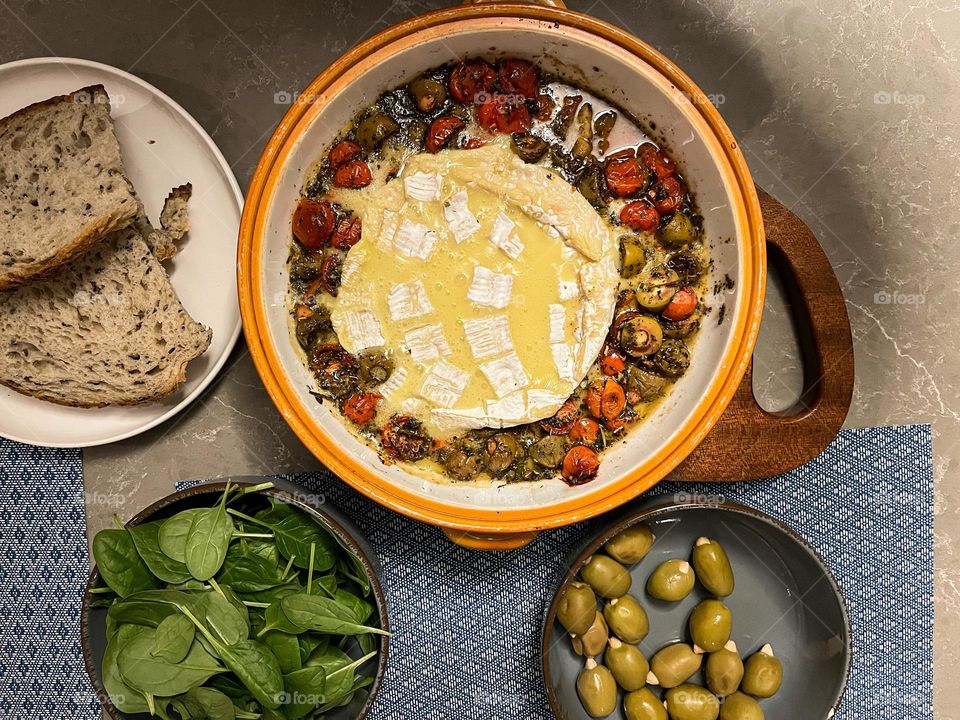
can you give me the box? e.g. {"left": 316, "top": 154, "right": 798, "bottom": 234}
{"left": 1, "top": 0, "right": 955, "bottom": 712}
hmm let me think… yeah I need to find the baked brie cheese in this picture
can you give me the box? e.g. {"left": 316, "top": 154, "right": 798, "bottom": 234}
{"left": 330, "top": 141, "right": 619, "bottom": 436}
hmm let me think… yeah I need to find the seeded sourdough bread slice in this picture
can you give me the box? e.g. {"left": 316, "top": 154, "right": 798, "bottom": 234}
{"left": 0, "top": 85, "right": 140, "bottom": 290}
{"left": 0, "top": 210, "right": 212, "bottom": 407}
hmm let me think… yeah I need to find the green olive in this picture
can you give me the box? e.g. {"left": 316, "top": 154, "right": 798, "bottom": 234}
{"left": 604, "top": 524, "right": 655, "bottom": 564}
{"left": 718, "top": 692, "right": 764, "bottom": 720}
{"left": 619, "top": 315, "right": 663, "bottom": 357}
{"left": 529, "top": 434, "right": 568, "bottom": 468}
{"left": 358, "top": 350, "right": 393, "bottom": 387}
{"left": 623, "top": 366, "right": 668, "bottom": 403}
{"left": 572, "top": 611, "right": 609, "bottom": 657}
{"left": 605, "top": 638, "right": 649, "bottom": 692}
{"left": 692, "top": 537, "right": 734, "bottom": 597}
{"left": 646, "top": 559, "right": 695, "bottom": 601}
{"left": 577, "top": 658, "right": 618, "bottom": 718}
{"left": 636, "top": 265, "right": 680, "bottom": 311}
{"left": 620, "top": 236, "right": 649, "bottom": 278}
{"left": 653, "top": 339, "right": 690, "bottom": 378}
{"left": 741, "top": 645, "right": 782, "bottom": 698}
{"left": 356, "top": 112, "right": 400, "bottom": 151}
{"left": 577, "top": 162, "right": 606, "bottom": 208}
{"left": 705, "top": 641, "right": 744, "bottom": 697}
{"left": 666, "top": 251, "right": 703, "bottom": 283}
{"left": 556, "top": 581, "right": 598, "bottom": 636}
{"left": 510, "top": 132, "right": 549, "bottom": 163}
{"left": 408, "top": 76, "right": 447, "bottom": 113}
{"left": 484, "top": 433, "right": 523, "bottom": 475}
{"left": 658, "top": 212, "right": 698, "bottom": 246}
{"left": 572, "top": 102, "right": 594, "bottom": 158}
{"left": 593, "top": 110, "right": 617, "bottom": 154}
{"left": 648, "top": 643, "right": 702, "bottom": 689}
{"left": 624, "top": 687, "right": 668, "bottom": 720}
{"left": 581, "top": 554, "right": 632, "bottom": 599}
{"left": 603, "top": 594, "right": 649, "bottom": 644}
{"left": 689, "top": 599, "right": 732, "bottom": 653}
{"left": 664, "top": 684, "right": 720, "bottom": 720}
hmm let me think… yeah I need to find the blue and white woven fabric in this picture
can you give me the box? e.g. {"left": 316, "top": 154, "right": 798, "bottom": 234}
{"left": 0, "top": 425, "right": 933, "bottom": 719}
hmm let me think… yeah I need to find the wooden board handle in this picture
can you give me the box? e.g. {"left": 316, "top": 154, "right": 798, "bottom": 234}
{"left": 670, "top": 187, "right": 854, "bottom": 481}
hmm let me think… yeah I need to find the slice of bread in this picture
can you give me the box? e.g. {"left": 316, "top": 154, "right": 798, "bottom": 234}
{"left": 0, "top": 214, "right": 212, "bottom": 407}
{"left": 0, "top": 85, "right": 139, "bottom": 290}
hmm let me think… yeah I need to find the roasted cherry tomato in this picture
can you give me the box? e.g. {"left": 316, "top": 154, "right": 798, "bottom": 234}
{"left": 476, "top": 96, "right": 500, "bottom": 131}
{"left": 462, "top": 136, "right": 485, "bottom": 149}
{"left": 662, "top": 287, "right": 697, "bottom": 321}
{"left": 425, "top": 115, "right": 465, "bottom": 153}
{"left": 498, "top": 58, "right": 538, "bottom": 99}
{"left": 320, "top": 253, "right": 343, "bottom": 296}
{"left": 650, "top": 176, "right": 686, "bottom": 214}
{"left": 382, "top": 415, "right": 433, "bottom": 461}
{"left": 604, "top": 417, "right": 627, "bottom": 432}
{"left": 600, "top": 350, "right": 626, "bottom": 376}
{"left": 534, "top": 93, "right": 555, "bottom": 121}
{"left": 620, "top": 201, "right": 660, "bottom": 233}
{"left": 585, "top": 378, "right": 627, "bottom": 421}
{"left": 562, "top": 445, "right": 601, "bottom": 484}
{"left": 328, "top": 139, "right": 362, "bottom": 169}
{"left": 333, "top": 159, "right": 372, "bottom": 189}
{"left": 498, "top": 103, "right": 531, "bottom": 134}
{"left": 331, "top": 216, "right": 361, "bottom": 250}
{"left": 309, "top": 344, "right": 359, "bottom": 398}
{"left": 292, "top": 198, "right": 336, "bottom": 249}
{"left": 605, "top": 155, "right": 646, "bottom": 197}
{"left": 637, "top": 143, "right": 675, "bottom": 180}
{"left": 540, "top": 399, "right": 579, "bottom": 435}
{"left": 569, "top": 417, "right": 600, "bottom": 446}
{"left": 342, "top": 391, "right": 381, "bottom": 425}
{"left": 449, "top": 59, "right": 496, "bottom": 103}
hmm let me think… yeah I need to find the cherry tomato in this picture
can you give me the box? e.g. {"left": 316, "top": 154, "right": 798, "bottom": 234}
{"left": 328, "top": 140, "right": 362, "bottom": 169}
{"left": 569, "top": 417, "right": 600, "bottom": 446}
{"left": 620, "top": 201, "right": 660, "bottom": 233}
{"left": 605, "top": 156, "right": 646, "bottom": 197}
{"left": 382, "top": 415, "right": 433, "bottom": 461}
{"left": 342, "top": 392, "right": 381, "bottom": 425}
{"left": 498, "top": 58, "right": 538, "bottom": 99}
{"left": 294, "top": 304, "right": 313, "bottom": 321}
{"left": 320, "top": 253, "right": 342, "bottom": 296}
{"left": 650, "top": 176, "right": 686, "bottom": 214}
{"left": 292, "top": 198, "right": 336, "bottom": 249}
{"left": 449, "top": 59, "right": 496, "bottom": 103}
{"left": 476, "top": 97, "right": 500, "bottom": 131}
{"left": 333, "top": 159, "right": 372, "bottom": 189}
{"left": 562, "top": 445, "right": 601, "bottom": 484}
{"left": 497, "top": 103, "right": 531, "bottom": 134}
{"left": 534, "top": 93, "right": 555, "bottom": 121}
{"left": 331, "top": 216, "right": 361, "bottom": 250}
{"left": 637, "top": 143, "right": 675, "bottom": 180}
{"left": 600, "top": 350, "right": 626, "bottom": 376}
{"left": 604, "top": 418, "right": 627, "bottom": 432}
{"left": 585, "top": 378, "right": 627, "bottom": 421}
{"left": 540, "top": 400, "right": 579, "bottom": 435}
{"left": 662, "top": 287, "right": 697, "bottom": 321}
{"left": 425, "top": 115, "right": 465, "bottom": 153}
{"left": 462, "top": 137, "right": 485, "bottom": 149}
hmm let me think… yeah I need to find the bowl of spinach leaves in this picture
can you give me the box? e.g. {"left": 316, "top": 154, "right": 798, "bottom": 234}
{"left": 81, "top": 477, "right": 389, "bottom": 720}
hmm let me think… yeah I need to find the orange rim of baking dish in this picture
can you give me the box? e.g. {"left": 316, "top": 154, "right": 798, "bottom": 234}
{"left": 238, "top": 3, "right": 765, "bottom": 536}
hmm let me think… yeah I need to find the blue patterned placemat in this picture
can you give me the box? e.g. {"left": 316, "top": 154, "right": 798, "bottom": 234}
{"left": 0, "top": 425, "right": 933, "bottom": 719}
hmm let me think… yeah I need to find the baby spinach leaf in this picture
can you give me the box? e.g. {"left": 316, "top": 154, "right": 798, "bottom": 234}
{"left": 216, "top": 639, "right": 285, "bottom": 710}
{"left": 297, "top": 633, "right": 329, "bottom": 665}
{"left": 175, "top": 686, "right": 237, "bottom": 720}
{"left": 237, "top": 580, "right": 301, "bottom": 606}
{"left": 107, "top": 598, "right": 179, "bottom": 628}
{"left": 260, "top": 600, "right": 307, "bottom": 636}
{"left": 129, "top": 521, "right": 193, "bottom": 584}
{"left": 185, "top": 493, "right": 235, "bottom": 581}
{"left": 159, "top": 508, "right": 207, "bottom": 563}
{"left": 93, "top": 528, "right": 161, "bottom": 598}
{"left": 303, "top": 644, "right": 352, "bottom": 673}
{"left": 217, "top": 543, "right": 286, "bottom": 592}
{"left": 228, "top": 509, "right": 336, "bottom": 572}
{"left": 332, "top": 589, "right": 373, "bottom": 624}
{"left": 152, "top": 612, "right": 195, "bottom": 663}
{"left": 281, "top": 665, "right": 326, "bottom": 720}
{"left": 103, "top": 625, "right": 151, "bottom": 713}
{"left": 201, "top": 589, "right": 249, "bottom": 646}
{"left": 117, "top": 626, "right": 224, "bottom": 696}
{"left": 315, "top": 652, "right": 376, "bottom": 712}
{"left": 279, "top": 593, "right": 388, "bottom": 637}
{"left": 337, "top": 552, "right": 372, "bottom": 598}
{"left": 262, "top": 630, "right": 302, "bottom": 674}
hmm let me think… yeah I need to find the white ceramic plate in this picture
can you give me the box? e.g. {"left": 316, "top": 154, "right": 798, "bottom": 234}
{"left": 0, "top": 57, "right": 242, "bottom": 448}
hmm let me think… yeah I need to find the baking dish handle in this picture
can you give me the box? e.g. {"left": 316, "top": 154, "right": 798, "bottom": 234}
{"left": 464, "top": 0, "right": 567, "bottom": 7}
{"left": 443, "top": 528, "right": 539, "bottom": 551}
{"left": 670, "top": 186, "right": 855, "bottom": 482}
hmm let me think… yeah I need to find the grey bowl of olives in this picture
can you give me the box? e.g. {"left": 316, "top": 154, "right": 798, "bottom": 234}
{"left": 542, "top": 498, "right": 851, "bottom": 719}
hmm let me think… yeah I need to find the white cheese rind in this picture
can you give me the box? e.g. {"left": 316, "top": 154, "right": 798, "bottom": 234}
{"left": 419, "top": 359, "right": 469, "bottom": 408}
{"left": 404, "top": 171, "right": 441, "bottom": 201}
{"left": 404, "top": 323, "right": 450, "bottom": 363}
{"left": 394, "top": 218, "right": 437, "bottom": 260}
{"left": 377, "top": 367, "right": 408, "bottom": 401}
{"left": 558, "top": 280, "right": 579, "bottom": 301}
{"left": 342, "top": 310, "right": 384, "bottom": 351}
{"left": 479, "top": 352, "right": 529, "bottom": 399}
{"left": 387, "top": 280, "right": 433, "bottom": 321}
{"left": 462, "top": 315, "right": 513, "bottom": 360}
{"left": 489, "top": 210, "right": 524, "bottom": 260}
{"left": 548, "top": 304, "right": 566, "bottom": 344}
{"left": 443, "top": 190, "right": 481, "bottom": 243}
{"left": 467, "top": 266, "right": 513, "bottom": 309}
{"left": 550, "top": 343, "right": 575, "bottom": 382}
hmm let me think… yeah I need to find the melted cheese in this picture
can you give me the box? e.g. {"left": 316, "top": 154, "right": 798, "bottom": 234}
{"left": 330, "top": 141, "right": 619, "bottom": 436}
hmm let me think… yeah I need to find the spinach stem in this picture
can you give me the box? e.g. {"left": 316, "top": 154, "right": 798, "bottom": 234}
{"left": 281, "top": 554, "right": 296, "bottom": 581}
{"left": 242, "top": 601, "right": 271, "bottom": 609}
{"left": 233, "top": 532, "right": 274, "bottom": 539}
{"left": 209, "top": 577, "right": 226, "bottom": 600}
{"left": 307, "top": 542, "right": 316, "bottom": 594}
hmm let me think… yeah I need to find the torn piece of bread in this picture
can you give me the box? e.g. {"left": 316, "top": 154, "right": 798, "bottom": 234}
{"left": 0, "top": 85, "right": 140, "bottom": 289}
{"left": 148, "top": 183, "right": 193, "bottom": 262}
{"left": 0, "top": 215, "right": 212, "bottom": 407}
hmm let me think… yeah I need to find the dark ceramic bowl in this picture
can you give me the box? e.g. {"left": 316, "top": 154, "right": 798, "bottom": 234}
{"left": 543, "top": 498, "right": 851, "bottom": 719}
{"left": 81, "top": 476, "right": 389, "bottom": 720}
